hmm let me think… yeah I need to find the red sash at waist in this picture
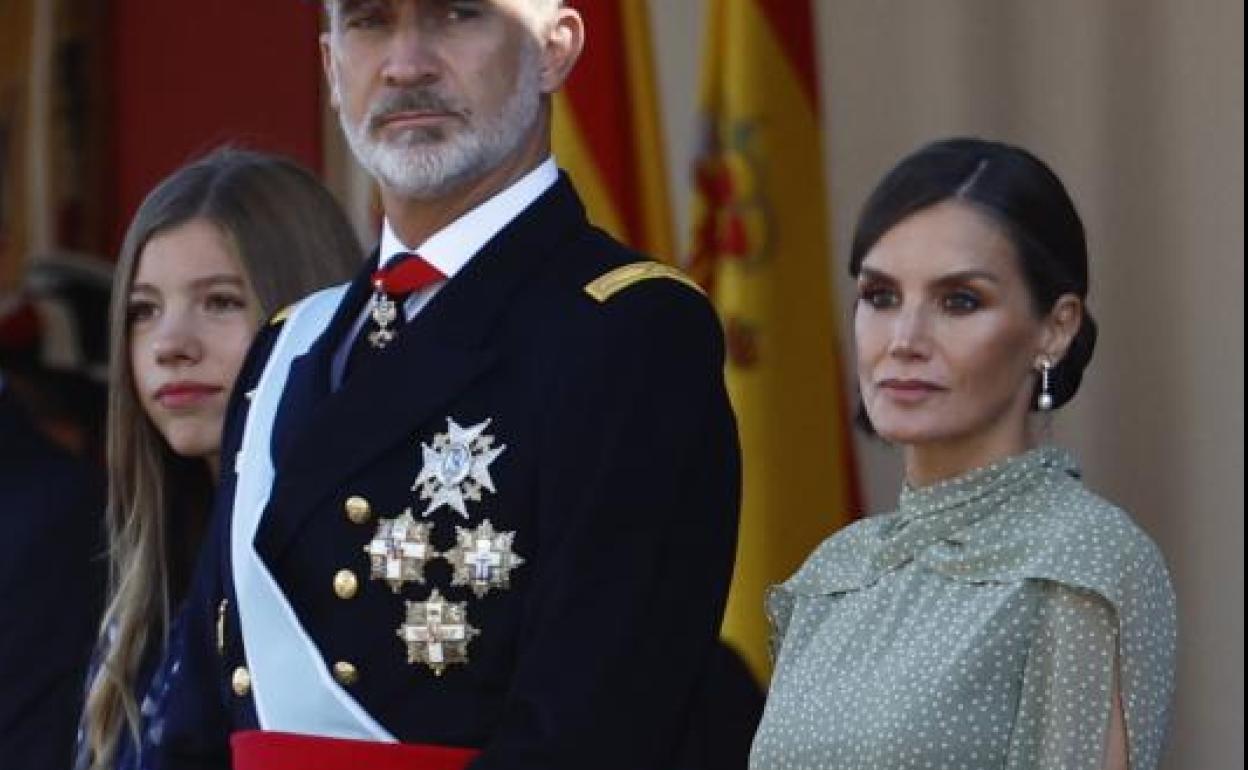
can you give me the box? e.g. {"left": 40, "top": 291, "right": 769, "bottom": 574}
{"left": 231, "top": 730, "right": 481, "bottom": 770}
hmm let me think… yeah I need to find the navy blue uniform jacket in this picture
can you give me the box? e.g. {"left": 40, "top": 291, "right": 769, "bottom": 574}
{"left": 157, "top": 176, "right": 742, "bottom": 769}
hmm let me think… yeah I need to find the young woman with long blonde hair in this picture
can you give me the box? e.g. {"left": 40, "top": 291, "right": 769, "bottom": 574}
{"left": 79, "top": 148, "right": 361, "bottom": 770}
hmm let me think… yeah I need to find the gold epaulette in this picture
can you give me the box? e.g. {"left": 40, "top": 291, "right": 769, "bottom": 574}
{"left": 269, "top": 304, "right": 294, "bottom": 326}
{"left": 583, "top": 262, "right": 704, "bottom": 303}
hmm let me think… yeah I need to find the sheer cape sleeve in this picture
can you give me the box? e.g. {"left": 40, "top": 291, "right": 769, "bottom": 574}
{"left": 766, "top": 453, "right": 1176, "bottom": 769}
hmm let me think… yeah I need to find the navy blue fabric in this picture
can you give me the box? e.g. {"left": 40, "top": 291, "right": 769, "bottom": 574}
{"left": 75, "top": 611, "right": 190, "bottom": 770}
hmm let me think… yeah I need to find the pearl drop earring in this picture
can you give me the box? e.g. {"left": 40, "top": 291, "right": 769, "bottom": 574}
{"left": 1037, "top": 358, "right": 1054, "bottom": 411}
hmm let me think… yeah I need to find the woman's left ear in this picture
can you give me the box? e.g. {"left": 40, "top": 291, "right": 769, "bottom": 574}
{"left": 539, "top": 7, "right": 585, "bottom": 93}
{"left": 1040, "top": 293, "right": 1083, "bottom": 364}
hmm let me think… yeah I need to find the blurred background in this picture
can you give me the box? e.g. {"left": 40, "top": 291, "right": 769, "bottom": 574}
{"left": 0, "top": 1, "right": 1240, "bottom": 767}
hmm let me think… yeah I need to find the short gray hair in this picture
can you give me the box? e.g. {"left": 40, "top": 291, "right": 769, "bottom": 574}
{"left": 323, "top": 0, "right": 566, "bottom": 31}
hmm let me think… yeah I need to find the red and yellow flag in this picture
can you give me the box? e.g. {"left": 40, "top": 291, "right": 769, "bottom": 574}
{"left": 552, "top": 0, "right": 674, "bottom": 262}
{"left": 690, "top": 0, "right": 861, "bottom": 681}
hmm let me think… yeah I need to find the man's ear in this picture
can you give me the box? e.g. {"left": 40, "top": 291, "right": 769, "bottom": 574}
{"left": 321, "top": 33, "right": 341, "bottom": 110}
{"left": 538, "top": 7, "right": 584, "bottom": 93}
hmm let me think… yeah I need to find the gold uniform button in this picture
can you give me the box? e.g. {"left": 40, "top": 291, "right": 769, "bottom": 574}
{"left": 344, "top": 496, "right": 372, "bottom": 524}
{"left": 231, "top": 666, "right": 251, "bottom": 697}
{"left": 333, "top": 661, "right": 359, "bottom": 686}
{"left": 333, "top": 569, "right": 360, "bottom": 599}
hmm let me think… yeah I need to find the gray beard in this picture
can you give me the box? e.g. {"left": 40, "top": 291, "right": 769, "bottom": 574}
{"left": 337, "top": 51, "right": 542, "bottom": 201}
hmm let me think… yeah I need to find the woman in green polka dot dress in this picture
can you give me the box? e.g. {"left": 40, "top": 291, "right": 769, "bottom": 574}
{"left": 750, "top": 138, "right": 1176, "bottom": 770}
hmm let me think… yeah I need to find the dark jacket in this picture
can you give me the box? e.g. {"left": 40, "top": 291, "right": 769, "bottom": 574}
{"left": 157, "top": 176, "right": 742, "bottom": 770}
{"left": 0, "top": 386, "right": 105, "bottom": 770}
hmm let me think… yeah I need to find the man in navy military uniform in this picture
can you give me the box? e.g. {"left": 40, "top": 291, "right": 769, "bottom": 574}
{"left": 157, "top": 2, "right": 741, "bottom": 768}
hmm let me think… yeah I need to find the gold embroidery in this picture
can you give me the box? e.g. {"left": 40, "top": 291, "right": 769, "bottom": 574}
{"left": 269, "top": 304, "right": 293, "bottom": 325}
{"left": 584, "top": 262, "right": 704, "bottom": 303}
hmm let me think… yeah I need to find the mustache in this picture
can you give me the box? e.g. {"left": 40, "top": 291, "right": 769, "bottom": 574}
{"left": 367, "top": 89, "right": 460, "bottom": 130}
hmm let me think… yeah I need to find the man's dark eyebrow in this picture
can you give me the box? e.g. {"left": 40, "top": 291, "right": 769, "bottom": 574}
{"left": 336, "top": 0, "right": 378, "bottom": 16}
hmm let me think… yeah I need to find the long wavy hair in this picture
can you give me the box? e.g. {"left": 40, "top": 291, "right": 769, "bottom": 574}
{"left": 82, "top": 148, "right": 361, "bottom": 769}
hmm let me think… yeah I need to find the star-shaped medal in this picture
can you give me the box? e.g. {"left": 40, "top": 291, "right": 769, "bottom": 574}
{"left": 364, "top": 509, "right": 437, "bottom": 592}
{"left": 445, "top": 519, "right": 525, "bottom": 598}
{"left": 396, "top": 588, "right": 480, "bottom": 676}
{"left": 411, "top": 417, "right": 506, "bottom": 518}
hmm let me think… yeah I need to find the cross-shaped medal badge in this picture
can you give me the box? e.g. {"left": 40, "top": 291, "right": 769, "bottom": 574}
{"left": 364, "top": 509, "right": 437, "bottom": 593}
{"left": 411, "top": 418, "right": 506, "bottom": 518}
{"left": 396, "top": 589, "right": 480, "bottom": 676}
{"left": 445, "top": 519, "right": 525, "bottom": 598}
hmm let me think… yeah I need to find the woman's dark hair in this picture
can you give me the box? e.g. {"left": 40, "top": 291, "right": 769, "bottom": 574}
{"left": 849, "top": 137, "right": 1098, "bottom": 426}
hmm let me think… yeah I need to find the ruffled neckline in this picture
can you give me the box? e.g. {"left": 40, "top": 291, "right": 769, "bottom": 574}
{"left": 873, "top": 446, "right": 1077, "bottom": 570}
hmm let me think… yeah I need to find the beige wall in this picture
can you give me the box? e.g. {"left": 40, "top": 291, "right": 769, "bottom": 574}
{"left": 652, "top": 1, "right": 1243, "bottom": 767}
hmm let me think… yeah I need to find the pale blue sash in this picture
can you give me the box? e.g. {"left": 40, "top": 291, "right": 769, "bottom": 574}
{"left": 230, "top": 284, "right": 395, "bottom": 741}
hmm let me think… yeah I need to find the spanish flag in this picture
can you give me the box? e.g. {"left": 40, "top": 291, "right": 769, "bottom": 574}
{"left": 552, "top": 0, "right": 674, "bottom": 262}
{"left": 690, "top": 0, "right": 861, "bottom": 681}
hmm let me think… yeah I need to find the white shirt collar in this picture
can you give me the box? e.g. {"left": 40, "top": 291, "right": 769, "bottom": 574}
{"left": 378, "top": 157, "right": 559, "bottom": 278}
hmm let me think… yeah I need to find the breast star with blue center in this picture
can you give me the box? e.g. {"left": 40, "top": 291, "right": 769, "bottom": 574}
{"left": 445, "top": 519, "right": 525, "bottom": 598}
{"left": 411, "top": 417, "right": 506, "bottom": 518}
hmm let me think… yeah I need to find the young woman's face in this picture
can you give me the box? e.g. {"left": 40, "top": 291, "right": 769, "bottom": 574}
{"left": 854, "top": 201, "right": 1052, "bottom": 468}
{"left": 128, "top": 219, "right": 260, "bottom": 464}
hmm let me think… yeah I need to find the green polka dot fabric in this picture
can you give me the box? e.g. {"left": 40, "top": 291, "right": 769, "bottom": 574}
{"left": 750, "top": 446, "right": 1176, "bottom": 770}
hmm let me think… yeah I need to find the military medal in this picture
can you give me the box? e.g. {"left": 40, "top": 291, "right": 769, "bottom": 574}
{"left": 412, "top": 417, "right": 506, "bottom": 518}
{"left": 396, "top": 588, "right": 480, "bottom": 676}
{"left": 366, "top": 289, "right": 400, "bottom": 349}
{"left": 364, "top": 509, "right": 437, "bottom": 592}
{"left": 365, "top": 254, "right": 444, "bottom": 349}
{"left": 445, "top": 519, "right": 525, "bottom": 598}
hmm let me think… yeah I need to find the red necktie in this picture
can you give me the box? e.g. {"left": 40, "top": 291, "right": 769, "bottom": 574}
{"left": 347, "top": 253, "right": 444, "bottom": 376}
{"left": 370, "top": 253, "right": 444, "bottom": 296}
